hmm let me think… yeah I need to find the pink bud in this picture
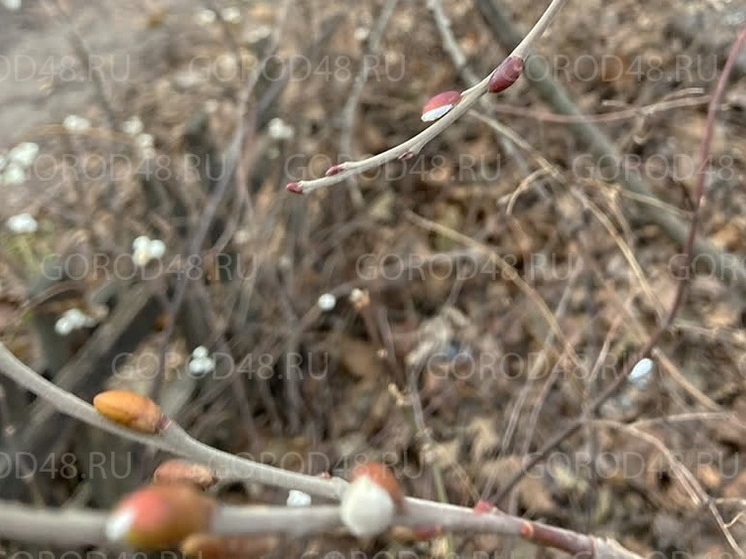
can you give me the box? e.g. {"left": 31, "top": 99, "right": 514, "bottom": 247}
{"left": 286, "top": 182, "right": 303, "bottom": 194}
{"left": 421, "top": 90, "right": 462, "bottom": 122}
{"left": 488, "top": 56, "right": 524, "bottom": 93}
{"left": 398, "top": 150, "right": 415, "bottom": 161}
{"left": 473, "top": 500, "right": 493, "bottom": 514}
{"left": 325, "top": 164, "right": 345, "bottom": 177}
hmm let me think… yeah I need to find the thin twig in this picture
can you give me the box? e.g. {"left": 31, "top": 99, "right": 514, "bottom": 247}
{"left": 152, "top": 0, "right": 292, "bottom": 414}
{"left": 338, "top": 0, "right": 401, "bottom": 207}
{"left": 0, "top": 343, "right": 347, "bottom": 500}
{"left": 490, "top": 94, "right": 712, "bottom": 124}
{"left": 426, "top": 0, "right": 531, "bottom": 177}
{"left": 41, "top": 0, "right": 119, "bottom": 129}
{"left": 474, "top": 0, "right": 746, "bottom": 289}
{"left": 491, "top": 22, "right": 746, "bottom": 518}
{"left": 596, "top": 419, "right": 745, "bottom": 559}
{"left": 288, "top": 0, "right": 571, "bottom": 194}
{"left": 404, "top": 210, "right": 584, "bottom": 370}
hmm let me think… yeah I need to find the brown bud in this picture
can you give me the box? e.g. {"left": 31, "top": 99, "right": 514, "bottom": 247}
{"left": 153, "top": 460, "right": 216, "bottom": 490}
{"left": 93, "top": 390, "right": 163, "bottom": 434}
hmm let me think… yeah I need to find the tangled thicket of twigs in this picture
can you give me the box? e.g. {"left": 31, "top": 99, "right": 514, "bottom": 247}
{"left": 0, "top": 0, "right": 745, "bottom": 557}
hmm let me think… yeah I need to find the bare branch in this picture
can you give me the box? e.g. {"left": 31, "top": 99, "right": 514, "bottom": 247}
{"left": 0, "top": 343, "right": 643, "bottom": 558}
{"left": 0, "top": 343, "right": 347, "bottom": 500}
{"left": 286, "top": 0, "right": 571, "bottom": 194}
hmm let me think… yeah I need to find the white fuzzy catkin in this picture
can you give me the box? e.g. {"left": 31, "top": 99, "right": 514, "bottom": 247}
{"left": 7, "top": 213, "right": 37, "bottom": 234}
{"left": 286, "top": 489, "right": 312, "bottom": 507}
{"left": 628, "top": 357, "right": 654, "bottom": 389}
{"left": 317, "top": 293, "right": 336, "bottom": 312}
{"left": 339, "top": 475, "right": 396, "bottom": 537}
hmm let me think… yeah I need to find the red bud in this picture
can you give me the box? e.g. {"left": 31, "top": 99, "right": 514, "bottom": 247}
{"left": 488, "top": 56, "right": 524, "bottom": 93}
{"left": 325, "top": 164, "right": 345, "bottom": 176}
{"left": 421, "top": 90, "right": 462, "bottom": 122}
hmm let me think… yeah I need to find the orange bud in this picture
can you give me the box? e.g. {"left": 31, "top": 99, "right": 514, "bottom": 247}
{"left": 106, "top": 485, "right": 216, "bottom": 550}
{"left": 93, "top": 390, "right": 163, "bottom": 434}
{"left": 153, "top": 460, "right": 216, "bottom": 490}
{"left": 181, "top": 534, "right": 278, "bottom": 559}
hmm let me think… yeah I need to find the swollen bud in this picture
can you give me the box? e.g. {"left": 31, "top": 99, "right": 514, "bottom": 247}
{"left": 488, "top": 56, "right": 524, "bottom": 93}
{"left": 106, "top": 485, "right": 216, "bottom": 550}
{"left": 325, "top": 164, "right": 345, "bottom": 177}
{"left": 93, "top": 390, "right": 163, "bottom": 434}
{"left": 421, "top": 90, "right": 462, "bottom": 122}
{"left": 340, "top": 463, "right": 403, "bottom": 537}
{"left": 153, "top": 460, "right": 216, "bottom": 490}
{"left": 473, "top": 499, "right": 494, "bottom": 514}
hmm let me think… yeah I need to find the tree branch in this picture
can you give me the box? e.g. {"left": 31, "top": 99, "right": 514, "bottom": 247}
{"left": 285, "top": 0, "right": 571, "bottom": 194}
{"left": 0, "top": 342, "right": 643, "bottom": 558}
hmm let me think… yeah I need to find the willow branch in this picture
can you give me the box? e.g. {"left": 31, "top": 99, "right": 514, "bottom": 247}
{"left": 0, "top": 342, "right": 643, "bottom": 558}
{"left": 286, "top": 0, "right": 570, "bottom": 194}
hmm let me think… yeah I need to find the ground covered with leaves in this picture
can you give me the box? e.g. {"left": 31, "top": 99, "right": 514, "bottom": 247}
{"left": 0, "top": 0, "right": 745, "bottom": 557}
